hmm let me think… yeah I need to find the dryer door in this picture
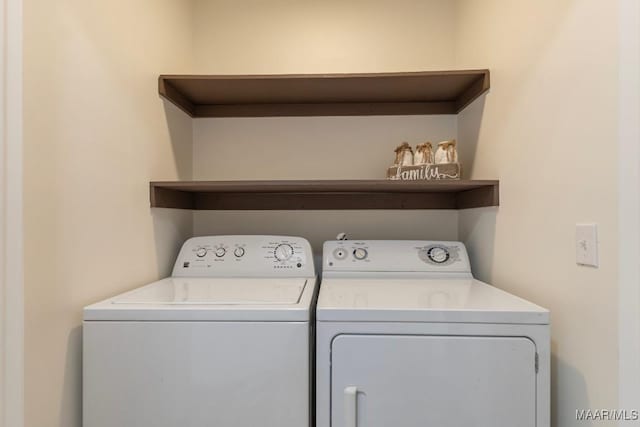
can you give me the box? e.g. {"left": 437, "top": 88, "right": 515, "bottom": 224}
{"left": 331, "top": 334, "right": 536, "bottom": 427}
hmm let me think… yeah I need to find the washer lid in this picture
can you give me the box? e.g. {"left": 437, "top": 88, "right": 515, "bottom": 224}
{"left": 84, "top": 277, "right": 315, "bottom": 321}
{"left": 316, "top": 278, "right": 549, "bottom": 324}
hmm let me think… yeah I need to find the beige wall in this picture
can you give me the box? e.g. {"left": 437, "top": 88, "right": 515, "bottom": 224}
{"left": 191, "top": 0, "right": 461, "bottom": 249}
{"left": 23, "top": 1, "right": 194, "bottom": 426}
{"left": 192, "top": 0, "right": 457, "bottom": 74}
{"left": 22, "top": 1, "right": 621, "bottom": 426}
{"left": 455, "top": 1, "right": 619, "bottom": 425}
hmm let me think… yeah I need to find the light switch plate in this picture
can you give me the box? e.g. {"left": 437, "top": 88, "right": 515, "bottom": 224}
{"left": 576, "top": 223, "right": 598, "bottom": 267}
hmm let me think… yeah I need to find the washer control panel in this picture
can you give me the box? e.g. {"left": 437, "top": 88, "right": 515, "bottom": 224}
{"left": 323, "top": 240, "right": 471, "bottom": 273}
{"left": 172, "top": 235, "right": 314, "bottom": 277}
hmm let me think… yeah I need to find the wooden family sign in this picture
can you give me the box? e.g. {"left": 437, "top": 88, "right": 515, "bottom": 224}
{"left": 387, "top": 163, "right": 461, "bottom": 181}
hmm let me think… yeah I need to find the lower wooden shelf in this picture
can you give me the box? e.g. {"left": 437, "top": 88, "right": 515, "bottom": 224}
{"left": 150, "top": 180, "right": 499, "bottom": 210}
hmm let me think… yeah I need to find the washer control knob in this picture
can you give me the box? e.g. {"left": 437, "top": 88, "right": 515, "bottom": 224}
{"left": 214, "top": 247, "right": 226, "bottom": 258}
{"left": 195, "top": 248, "right": 207, "bottom": 258}
{"left": 234, "top": 247, "right": 245, "bottom": 258}
{"left": 353, "top": 248, "right": 368, "bottom": 260}
{"left": 274, "top": 244, "right": 294, "bottom": 261}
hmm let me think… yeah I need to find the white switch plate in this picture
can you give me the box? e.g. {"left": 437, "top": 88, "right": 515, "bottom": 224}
{"left": 576, "top": 223, "right": 598, "bottom": 267}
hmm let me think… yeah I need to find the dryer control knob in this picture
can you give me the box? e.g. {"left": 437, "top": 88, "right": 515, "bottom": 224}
{"left": 215, "top": 247, "right": 226, "bottom": 258}
{"left": 234, "top": 247, "right": 245, "bottom": 258}
{"left": 353, "top": 248, "right": 368, "bottom": 260}
{"left": 195, "top": 248, "right": 207, "bottom": 258}
{"left": 333, "top": 248, "right": 348, "bottom": 260}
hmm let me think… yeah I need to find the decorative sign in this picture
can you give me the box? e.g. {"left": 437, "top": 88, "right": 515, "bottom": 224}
{"left": 387, "top": 163, "right": 461, "bottom": 180}
{"left": 387, "top": 139, "right": 460, "bottom": 181}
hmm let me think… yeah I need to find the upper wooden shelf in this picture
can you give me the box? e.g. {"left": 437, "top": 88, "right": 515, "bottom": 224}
{"left": 150, "top": 180, "right": 499, "bottom": 210}
{"left": 158, "top": 70, "right": 490, "bottom": 118}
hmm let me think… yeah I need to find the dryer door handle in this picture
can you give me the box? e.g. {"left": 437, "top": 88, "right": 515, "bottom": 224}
{"left": 344, "top": 386, "right": 358, "bottom": 427}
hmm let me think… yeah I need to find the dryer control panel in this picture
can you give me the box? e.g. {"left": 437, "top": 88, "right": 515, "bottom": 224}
{"left": 172, "top": 235, "right": 314, "bottom": 277}
{"left": 323, "top": 240, "right": 471, "bottom": 274}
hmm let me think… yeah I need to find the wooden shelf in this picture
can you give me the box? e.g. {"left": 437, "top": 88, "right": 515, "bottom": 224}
{"left": 150, "top": 180, "right": 499, "bottom": 210}
{"left": 158, "top": 70, "right": 490, "bottom": 118}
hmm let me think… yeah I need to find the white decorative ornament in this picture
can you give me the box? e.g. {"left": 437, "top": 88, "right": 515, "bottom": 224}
{"left": 414, "top": 142, "right": 434, "bottom": 165}
{"left": 434, "top": 139, "right": 458, "bottom": 164}
{"left": 393, "top": 142, "right": 414, "bottom": 166}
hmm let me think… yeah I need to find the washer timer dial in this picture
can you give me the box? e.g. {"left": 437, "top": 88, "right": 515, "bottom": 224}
{"left": 274, "top": 244, "right": 294, "bottom": 261}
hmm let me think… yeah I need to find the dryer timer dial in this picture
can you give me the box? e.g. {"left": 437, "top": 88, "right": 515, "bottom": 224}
{"left": 353, "top": 248, "right": 368, "bottom": 260}
{"left": 427, "top": 246, "right": 450, "bottom": 264}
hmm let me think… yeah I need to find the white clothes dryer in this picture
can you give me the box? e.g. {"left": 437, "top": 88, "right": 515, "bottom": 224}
{"left": 316, "top": 240, "right": 549, "bottom": 427}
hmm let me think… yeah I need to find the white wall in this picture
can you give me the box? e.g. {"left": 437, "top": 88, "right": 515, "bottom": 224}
{"left": 23, "top": 1, "right": 194, "bottom": 426}
{"left": 1, "top": 0, "right": 24, "bottom": 425}
{"left": 191, "top": 0, "right": 462, "bottom": 250}
{"left": 617, "top": 0, "right": 640, "bottom": 419}
{"left": 455, "top": 1, "right": 619, "bottom": 425}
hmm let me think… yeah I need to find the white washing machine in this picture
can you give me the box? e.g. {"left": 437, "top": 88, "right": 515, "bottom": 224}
{"left": 316, "top": 240, "right": 550, "bottom": 427}
{"left": 83, "top": 235, "right": 317, "bottom": 427}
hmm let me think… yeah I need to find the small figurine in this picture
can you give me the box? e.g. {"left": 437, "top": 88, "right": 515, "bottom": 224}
{"left": 434, "top": 139, "right": 458, "bottom": 164}
{"left": 414, "top": 142, "right": 434, "bottom": 165}
{"left": 393, "top": 142, "right": 414, "bottom": 167}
